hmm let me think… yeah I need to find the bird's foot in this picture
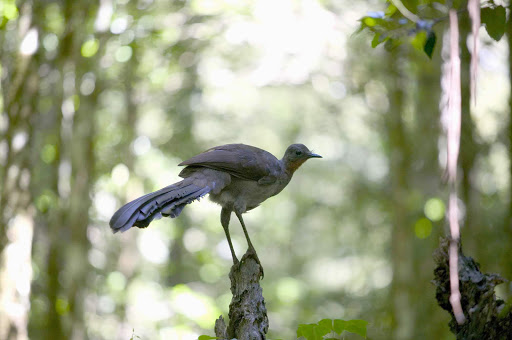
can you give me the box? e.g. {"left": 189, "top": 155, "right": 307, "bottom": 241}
{"left": 241, "top": 246, "right": 264, "bottom": 279}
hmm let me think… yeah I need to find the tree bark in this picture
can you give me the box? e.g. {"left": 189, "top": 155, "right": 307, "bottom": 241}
{"left": 215, "top": 251, "right": 268, "bottom": 340}
{"left": 433, "top": 238, "right": 512, "bottom": 339}
{"left": 385, "top": 47, "right": 416, "bottom": 340}
{"left": 505, "top": 9, "right": 512, "bottom": 300}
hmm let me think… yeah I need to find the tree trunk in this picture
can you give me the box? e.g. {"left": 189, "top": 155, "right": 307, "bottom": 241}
{"left": 505, "top": 10, "right": 512, "bottom": 300}
{"left": 433, "top": 238, "right": 512, "bottom": 339}
{"left": 215, "top": 251, "right": 268, "bottom": 340}
{"left": 458, "top": 14, "right": 478, "bottom": 255}
{"left": 386, "top": 48, "right": 415, "bottom": 340}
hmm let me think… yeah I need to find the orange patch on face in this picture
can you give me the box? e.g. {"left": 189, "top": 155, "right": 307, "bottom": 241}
{"left": 288, "top": 158, "right": 308, "bottom": 173}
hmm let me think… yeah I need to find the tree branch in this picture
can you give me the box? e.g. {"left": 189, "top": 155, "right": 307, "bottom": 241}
{"left": 390, "top": 0, "right": 420, "bottom": 23}
{"left": 215, "top": 250, "right": 268, "bottom": 340}
{"left": 433, "top": 238, "right": 512, "bottom": 338}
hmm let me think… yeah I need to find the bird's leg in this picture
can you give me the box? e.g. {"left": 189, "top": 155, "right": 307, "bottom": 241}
{"left": 234, "top": 210, "right": 264, "bottom": 278}
{"left": 234, "top": 210, "right": 256, "bottom": 252}
{"left": 221, "top": 207, "right": 239, "bottom": 265}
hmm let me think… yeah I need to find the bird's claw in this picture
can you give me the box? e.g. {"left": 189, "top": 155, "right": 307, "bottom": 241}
{"left": 241, "top": 247, "right": 264, "bottom": 279}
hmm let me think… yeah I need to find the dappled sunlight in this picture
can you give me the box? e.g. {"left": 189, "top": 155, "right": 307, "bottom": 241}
{"left": 111, "top": 163, "right": 130, "bottom": 186}
{"left": 1, "top": 0, "right": 510, "bottom": 338}
{"left": 183, "top": 228, "right": 207, "bottom": 253}
{"left": 424, "top": 198, "right": 446, "bottom": 222}
{"left": 276, "top": 277, "right": 306, "bottom": 304}
{"left": 93, "top": 190, "right": 117, "bottom": 222}
{"left": 127, "top": 281, "right": 172, "bottom": 323}
{"left": 170, "top": 284, "right": 221, "bottom": 328}
{"left": 250, "top": 0, "right": 336, "bottom": 86}
{"left": 307, "top": 256, "right": 392, "bottom": 294}
{"left": 216, "top": 239, "right": 241, "bottom": 262}
{"left": 19, "top": 28, "right": 38, "bottom": 56}
{"left": 159, "top": 326, "right": 199, "bottom": 340}
{"left": 199, "top": 263, "right": 223, "bottom": 283}
{"left": 131, "top": 135, "right": 151, "bottom": 156}
{"left": 472, "top": 37, "right": 509, "bottom": 143}
{"left": 0, "top": 215, "right": 33, "bottom": 340}
{"left": 137, "top": 229, "right": 170, "bottom": 264}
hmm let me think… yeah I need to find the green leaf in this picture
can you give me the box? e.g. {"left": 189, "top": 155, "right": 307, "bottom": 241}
{"left": 360, "top": 16, "right": 390, "bottom": 30}
{"left": 129, "top": 328, "right": 141, "bottom": 340}
{"left": 333, "top": 319, "right": 346, "bottom": 334}
{"left": 411, "top": 30, "right": 436, "bottom": 58}
{"left": 297, "top": 324, "right": 315, "bottom": 339}
{"left": 371, "top": 33, "right": 380, "bottom": 48}
{"left": 423, "top": 32, "right": 436, "bottom": 59}
{"left": 297, "top": 322, "right": 330, "bottom": 340}
{"left": 318, "top": 319, "right": 334, "bottom": 331}
{"left": 315, "top": 322, "right": 332, "bottom": 337}
{"left": 481, "top": 6, "right": 506, "bottom": 41}
{"left": 385, "top": 3, "right": 397, "bottom": 16}
{"left": 363, "top": 16, "right": 378, "bottom": 27}
{"left": 371, "top": 33, "right": 388, "bottom": 48}
{"left": 298, "top": 318, "right": 368, "bottom": 339}
{"left": 333, "top": 319, "right": 368, "bottom": 338}
{"left": 411, "top": 31, "right": 427, "bottom": 51}
{"left": 198, "top": 336, "right": 219, "bottom": 340}
{"left": 384, "top": 38, "right": 401, "bottom": 51}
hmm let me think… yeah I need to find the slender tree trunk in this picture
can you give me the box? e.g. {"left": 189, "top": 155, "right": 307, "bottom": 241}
{"left": 411, "top": 50, "right": 447, "bottom": 338}
{"left": 36, "top": 80, "right": 65, "bottom": 340}
{"left": 458, "top": 15, "right": 478, "bottom": 254}
{"left": 0, "top": 2, "right": 40, "bottom": 338}
{"left": 505, "top": 13, "right": 512, "bottom": 298}
{"left": 386, "top": 48, "right": 415, "bottom": 340}
{"left": 66, "top": 75, "right": 97, "bottom": 340}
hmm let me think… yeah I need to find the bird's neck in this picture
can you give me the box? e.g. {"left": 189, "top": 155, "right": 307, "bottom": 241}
{"left": 281, "top": 158, "right": 307, "bottom": 176}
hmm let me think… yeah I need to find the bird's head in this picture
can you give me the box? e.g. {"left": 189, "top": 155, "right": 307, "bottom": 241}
{"left": 282, "top": 144, "right": 322, "bottom": 173}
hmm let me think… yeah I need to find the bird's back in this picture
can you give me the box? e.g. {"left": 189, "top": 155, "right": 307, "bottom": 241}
{"left": 178, "top": 143, "right": 282, "bottom": 182}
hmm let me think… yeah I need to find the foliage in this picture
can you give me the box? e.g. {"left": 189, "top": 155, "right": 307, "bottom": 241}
{"left": 1, "top": 0, "right": 511, "bottom": 339}
{"left": 480, "top": 5, "right": 506, "bottom": 41}
{"left": 200, "top": 318, "right": 367, "bottom": 340}
{"left": 199, "top": 336, "right": 284, "bottom": 340}
{"left": 297, "top": 319, "right": 368, "bottom": 340}
{"left": 129, "top": 329, "right": 141, "bottom": 340}
{"left": 358, "top": 0, "right": 508, "bottom": 58}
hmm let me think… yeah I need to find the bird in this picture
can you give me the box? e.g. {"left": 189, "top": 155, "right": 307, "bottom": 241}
{"left": 109, "top": 143, "right": 321, "bottom": 276}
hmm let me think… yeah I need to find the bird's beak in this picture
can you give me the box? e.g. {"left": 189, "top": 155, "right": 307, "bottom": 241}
{"left": 308, "top": 152, "right": 322, "bottom": 159}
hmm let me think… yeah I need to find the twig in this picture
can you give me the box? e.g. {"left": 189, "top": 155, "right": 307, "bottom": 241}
{"left": 447, "top": 9, "right": 465, "bottom": 325}
{"left": 390, "top": 0, "right": 420, "bottom": 23}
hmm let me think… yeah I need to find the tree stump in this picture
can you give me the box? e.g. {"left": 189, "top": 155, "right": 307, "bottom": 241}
{"left": 215, "top": 251, "right": 268, "bottom": 340}
{"left": 433, "top": 238, "right": 512, "bottom": 339}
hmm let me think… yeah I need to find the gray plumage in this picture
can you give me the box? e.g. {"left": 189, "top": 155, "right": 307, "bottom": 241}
{"left": 109, "top": 143, "right": 321, "bottom": 268}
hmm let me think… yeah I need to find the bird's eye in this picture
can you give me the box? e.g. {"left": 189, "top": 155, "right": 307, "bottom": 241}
{"left": 295, "top": 150, "right": 302, "bottom": 156}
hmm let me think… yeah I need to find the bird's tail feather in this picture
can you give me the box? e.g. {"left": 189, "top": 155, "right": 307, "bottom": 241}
{"left": 109, "top": 179, "right": 210, "bottom": 233}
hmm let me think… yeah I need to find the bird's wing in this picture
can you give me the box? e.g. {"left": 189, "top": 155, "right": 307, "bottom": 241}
{"left": 178, "top": 144, "right": 279, "bottom": 182}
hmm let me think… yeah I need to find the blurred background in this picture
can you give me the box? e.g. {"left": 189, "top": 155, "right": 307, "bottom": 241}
{"left": 1, "top": 0, "right": 511, "bottom": 339}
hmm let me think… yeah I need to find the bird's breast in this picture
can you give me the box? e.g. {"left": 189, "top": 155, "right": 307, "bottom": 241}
{"left": 209, "top": 177, "right": 288, "bottom": 212}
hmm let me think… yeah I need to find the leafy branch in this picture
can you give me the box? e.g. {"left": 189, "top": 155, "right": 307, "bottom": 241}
{"left": 358, "top": 0, "right": 507, "bottom": 58}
